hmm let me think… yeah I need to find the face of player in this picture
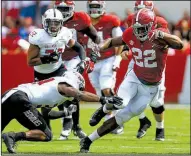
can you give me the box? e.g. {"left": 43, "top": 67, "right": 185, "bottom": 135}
{"left": 45, "top": 19, "right": 62, "bottom": 36}
{"left": 88, "top": 3, "right": 104, "bottom": 18}
{"left": 56, "top": 5, "right": 74, "bottom": 20}
{"left": 133, "top": 23, "right": 152, "bottom": 41}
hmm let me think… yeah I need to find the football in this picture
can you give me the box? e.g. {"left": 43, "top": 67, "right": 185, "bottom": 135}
{"left": 152, "top": 38, "right": 168, "bottom": 49}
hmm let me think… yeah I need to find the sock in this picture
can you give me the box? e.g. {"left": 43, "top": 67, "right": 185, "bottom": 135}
{"left": 88, "top": 130, "right": 100, "bottom": 142}
{"left": 156, "top": 120, "right": 164, "bottom": 129}
{"left": 15, "top": 132, "right": 26, "bottom": 141}
{"left": 138, "top": 112, "right": 146, "bottom": 119}
{"left": 72, "top": 99, "right": 80, "bottom": 129}
{"left": 103, "top": 105, "right": 110, "bottom": 113}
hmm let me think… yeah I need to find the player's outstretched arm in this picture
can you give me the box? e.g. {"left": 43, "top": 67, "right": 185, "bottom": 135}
{"left": 100, "top": 36, "right": 126, "bottom": 51}
{"left": 58, "top": 83, "right": 123, "bottom": 105}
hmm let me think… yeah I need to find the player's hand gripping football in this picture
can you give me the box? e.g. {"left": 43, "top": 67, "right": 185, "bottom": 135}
{"left": 148, "top": 29, "right": 165, "bottom": 42}
{"left": 40, "top": 52, "right": 60, "bottom": 64}
{"left": 99, "top": 96, "right": 123, "bottom": 107}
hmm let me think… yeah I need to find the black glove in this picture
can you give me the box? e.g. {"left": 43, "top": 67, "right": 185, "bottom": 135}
{"left": 76, "top": 60, "right": 86, "bottom": 74}
{"left": 99, "top": 96, "right": 123, "bottom": 106}
{"left": 40, "top": 52, "right": 60, "bottom": 64}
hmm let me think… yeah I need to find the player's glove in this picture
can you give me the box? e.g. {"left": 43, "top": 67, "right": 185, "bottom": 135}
{"left": 148, "top": 30, "right": 165, "bottom": 42}
{"left": 99, "top": 96, "right": 123, "bottom": 107}
{"left": 85, "top": 57, "right": 95, "bottom": 73}
{"left": 40, "top": 52, "right": 60, "bottom": 64}
{"left": 112, "top": 55, "right": 122, "bottom": 71}
{"left": 76, "top": 60, "right": 86, "bottom": 74}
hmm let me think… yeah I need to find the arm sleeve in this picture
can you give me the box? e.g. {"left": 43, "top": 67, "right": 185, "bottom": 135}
{"left": 71, "top": 41, "right": 86, "bottom": 61}
{"left": 112, "top": 26, "right": 123, "bottom": 37}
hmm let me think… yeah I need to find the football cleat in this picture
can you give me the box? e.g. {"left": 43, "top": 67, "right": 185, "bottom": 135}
{"left": 155, "top": 128, "right": 165, "bottom": 141}
{"left": 136, "top": 117, "right": 151, "bottom": 139}
{"left": 73, "top": 125, "right": 87, "bottom": 139}
{"left": 2, "top": 132, "right": 17, "bottom": 154}
{"left": 80, "top": 137, "right": 92, "bottom": 153}
{"left": 89, "top": 106, "right": 107, "bottom": 126}
{"left": 59, "top": 129, "right": 71, "bottom": 140}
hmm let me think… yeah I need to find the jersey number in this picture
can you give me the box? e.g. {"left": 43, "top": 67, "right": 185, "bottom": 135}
{"left": 132, "top": 48, "right": 157, "bottom": 68}
{"left": 30, "top": 31, "right": 37, "bottom": 37}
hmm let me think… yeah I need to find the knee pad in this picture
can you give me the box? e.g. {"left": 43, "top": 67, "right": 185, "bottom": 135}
{"left": 151, "top": 105, "right": 165, "bottom": 114}
{"left": 44, "top": 128, "right": 53, "bottom": 141}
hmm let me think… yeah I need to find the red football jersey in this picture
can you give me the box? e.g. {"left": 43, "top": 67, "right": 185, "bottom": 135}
{"left": 126, "top": 13, "right": 168, "bottom": 29}
{"left": 62, "top": 11, "right": 91, "bottom": 60}
{"left": 80, "top": 14, "right": 121, "bottom": 60}
{"left": 122, "top": 27, "right": 169, "bottom": 83}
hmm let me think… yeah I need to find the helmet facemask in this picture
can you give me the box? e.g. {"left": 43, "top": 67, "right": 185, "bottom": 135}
{"left": 133, "top": 22, "right": 153, "bottom": 41}
{"left": 87, "top": 1, "right": 105, "bottom": 18}
{"left": 56, "top": 5, "right": 74, "bottom": 21}
{"left": 43, "top": 19, "right": 63, "bottom": 37}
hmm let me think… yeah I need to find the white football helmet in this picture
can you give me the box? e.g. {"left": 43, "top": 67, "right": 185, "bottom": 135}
{"left": 87, "top": 0, "right": 106, "bottom": 18}
{"left": 42, "top": 9, "right": 63, "bottom": 37}
{"left": 55, "top": 0, "right": 75, "bottom": 21}
{"left": 62, "top": 71, "right": 85, "bottom": 91}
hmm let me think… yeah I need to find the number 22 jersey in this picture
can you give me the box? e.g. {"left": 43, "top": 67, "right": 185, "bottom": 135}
{"left": 122, "top": 27, "right": 169, "bottom": 83}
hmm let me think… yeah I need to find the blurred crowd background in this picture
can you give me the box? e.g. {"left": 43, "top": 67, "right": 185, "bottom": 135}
{"left": 2, "top": 1, "right": 190, "bottom": 55}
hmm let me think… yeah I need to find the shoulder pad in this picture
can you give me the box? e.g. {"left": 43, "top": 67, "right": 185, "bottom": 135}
{"left": 28, "top": 29, "right": 44, "bottom": 45}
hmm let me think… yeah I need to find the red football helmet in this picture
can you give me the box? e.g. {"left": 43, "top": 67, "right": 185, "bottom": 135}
{"left": 133, "top": 8, "right": 156, "bottom": 41}
{"left": 55, "top": 0, "right": 75, "bottom": 21}
{"left": 87, "top": 0, "right": 106, "bottom": 18}
{"left": 134, "top": 1, "right": 154, "bottom": 12}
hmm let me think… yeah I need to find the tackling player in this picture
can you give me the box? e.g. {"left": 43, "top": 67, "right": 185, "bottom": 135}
{"left": 122, "top": 0, "right": 169, "bottom": 140}
{"left": 83, "top": 0, "right": 124, "bottom": 134}
{"left": 80, "top": 8, "right": 183, "bottom": 153}
{"left": 27, "top": 8, "right": 86, "bottom": 134}
{"left": 54, "top": 0, "right": 101, "bottom": 140}
{"left": 2, "top": 71, "right": 123, "bottom": 154}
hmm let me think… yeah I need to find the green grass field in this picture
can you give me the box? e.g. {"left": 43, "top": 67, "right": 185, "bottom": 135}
{"left": 1, "top": 104, "right": 190, "bottom": 155}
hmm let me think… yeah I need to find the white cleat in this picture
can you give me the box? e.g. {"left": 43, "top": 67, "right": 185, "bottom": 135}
{"left": 58, "top": 130, "right": 71, "bottom": 141}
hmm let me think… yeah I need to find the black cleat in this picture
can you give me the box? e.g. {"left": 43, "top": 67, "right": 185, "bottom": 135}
{"left": 155, "top": 128, "right": 165, "bottom": 141}
{"left": 80, "top": 137, "right": 92, "bottom": 153}
{"left": 89, "top": 106, "right": 107, "bottom": 126}
{"left": 2, "top": 132, "right": 17, "bottom": 154}
{"left": 73, "top": 125, "right": 87, "bottom": 139}
{"left": 136, "top": 117, "right": 151, "bottom": 139}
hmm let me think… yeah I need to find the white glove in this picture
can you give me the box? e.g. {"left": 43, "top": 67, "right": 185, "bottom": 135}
{"left": 112, "top": 55, "right": 122, "bottom": 71}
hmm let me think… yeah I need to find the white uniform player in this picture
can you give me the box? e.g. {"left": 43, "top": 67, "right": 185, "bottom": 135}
{"left": 29, "top": 27, "right": 72, "bottom": 75}
{"left": 27, "top": 8, "right": 87, "bottom": 132}
{"left": 2, "top": 70, "right": 123, "bottom": 154}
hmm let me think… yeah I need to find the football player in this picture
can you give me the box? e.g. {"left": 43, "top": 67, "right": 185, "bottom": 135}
{"left": 54, "top": 0, "right": 101, "bottom": 140}
{"left": 2, "top": 71, "right": 123, "bottom": 154}
{"left": 123, "top": 0, "right": 169, "bottom": 140}
{"left": 80, "top": 8, "right": 183, "bottom": 153}
{"left": 84, "top": 0, "right": 124, "bottom": 134}
{"left": 27, "top": 8, "right": 86, "bottom": 134}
